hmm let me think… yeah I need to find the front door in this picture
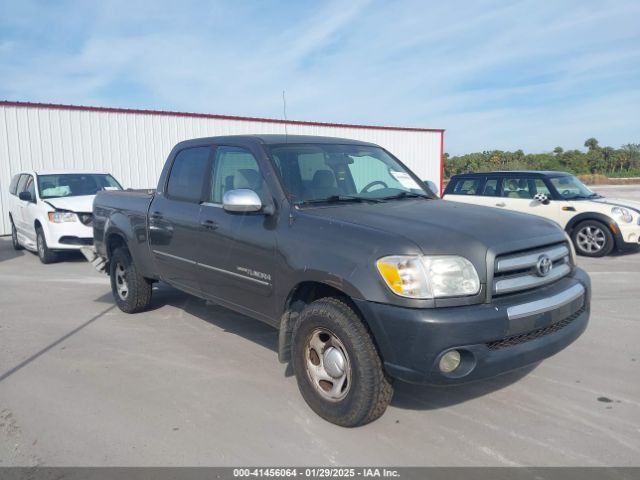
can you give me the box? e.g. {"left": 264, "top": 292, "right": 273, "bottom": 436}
{"left": 149, "top": 146, "right": 212, "bottom": 295}
{"left": 195, "top": 145, "right": 278, "bottom": 322}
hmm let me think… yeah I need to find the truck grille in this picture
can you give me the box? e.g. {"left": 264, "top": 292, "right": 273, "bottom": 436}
{"left": 493, "top": 242, "right": 571, "bottom": 296}
{"left": 486, "top": 305, "right": 585, "bottom": 350}
{"left": 78, "top": 213, "right": 93, "bottom": 226}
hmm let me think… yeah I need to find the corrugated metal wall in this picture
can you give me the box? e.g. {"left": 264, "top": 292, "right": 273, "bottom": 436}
{"left": 0, "top": 102, "right": 443, "bottom": 235}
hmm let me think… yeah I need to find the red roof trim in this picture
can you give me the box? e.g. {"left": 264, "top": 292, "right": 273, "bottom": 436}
{"left": 0, "top": 100, "right": 444, "bottom": 134}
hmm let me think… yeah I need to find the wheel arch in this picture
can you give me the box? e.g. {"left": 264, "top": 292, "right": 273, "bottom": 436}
{"left": 277, "top": 280, "right": 374, "bottom": 364}
{"left": 565, "top": 212, "right": 622, "bottom": 248}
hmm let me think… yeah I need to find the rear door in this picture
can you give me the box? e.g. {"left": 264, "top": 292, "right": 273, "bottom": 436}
{"left": 195, "top": 144, "right": 278, "bottom": 321}
{"left": 149, "top": 146, "right": 212, "bottom": 295}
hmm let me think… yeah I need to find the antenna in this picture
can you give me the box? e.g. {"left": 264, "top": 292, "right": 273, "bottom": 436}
{"left": 282, "top": 90, "right": 288, "bottom": 141}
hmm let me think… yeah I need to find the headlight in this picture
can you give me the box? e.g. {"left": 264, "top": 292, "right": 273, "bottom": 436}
{"left": 611, "top": 207, "right": 632, "bottom": 224}
{"left": 48, "top": 211, "right": 78, "bottom": 223}
{"left": 376, "top": 255, "right": 480, "bottom": 299}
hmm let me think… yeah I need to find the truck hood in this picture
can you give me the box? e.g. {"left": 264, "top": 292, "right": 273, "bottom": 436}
{"left": 300, "top": 199, "right": 566, "bottom": 277}
{"left": 42, "top": 195, "right": 95, "bottom": 213}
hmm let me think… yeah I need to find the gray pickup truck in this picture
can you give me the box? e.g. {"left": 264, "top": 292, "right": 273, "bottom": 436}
{"left": 91, "top": 135, "right": 590, "bottom": 427}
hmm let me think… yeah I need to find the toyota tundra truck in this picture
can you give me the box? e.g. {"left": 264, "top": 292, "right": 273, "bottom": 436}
{"left": 90, "top": 135, "right": 591, "bottom": 427}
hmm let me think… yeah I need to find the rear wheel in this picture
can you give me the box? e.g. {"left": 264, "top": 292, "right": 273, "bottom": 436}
{"left": 291, "top": 297, "right": 393, "bottom": 427}
{"left": 109, "top": 247, "right": 152, "bottom": 313}
{"left": 572, "top": 220, "right": 614, "bottom": 257}
{"left": 36, "top": 227, "right": 57, "bottom": 264}
{"left": 11, "top": 221, "right": 23, "bottom": 251}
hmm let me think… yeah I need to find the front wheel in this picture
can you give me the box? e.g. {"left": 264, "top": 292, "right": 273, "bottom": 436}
{"left": 109, "top": 247, "right": 153, "bottom": 313}
{"left": 36, "top": 228, "right": 57, "bottom": 264}
{"left": 571, "top": 220, "right": 614, "bottom": 257}
{"left": 291, "top": 297, "right": 393, "bottom": 427}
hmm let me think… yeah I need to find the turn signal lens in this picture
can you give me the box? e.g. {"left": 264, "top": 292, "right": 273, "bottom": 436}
{"left": 376, "top": 256, "right": 431, "bottom": 299}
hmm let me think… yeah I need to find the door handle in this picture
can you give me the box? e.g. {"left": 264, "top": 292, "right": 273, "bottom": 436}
{"left": 496, "top": 202, "right": 506, "bottom": 207}
{"left": 150, "top": 211, "right": 163, "bottom": 220}
{"left": 200, "top": 219, "right": 219, "bottom": 230}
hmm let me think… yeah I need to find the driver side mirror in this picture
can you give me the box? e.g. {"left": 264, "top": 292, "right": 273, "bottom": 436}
{"left": 423, "top": 180, "right": 439, "bottom": 196}
{"left": 534, "top": 193, "right": 551, "bottom": 205}
{"left": 223, "top": 189, "right": 264, "bottom": 213}
{"left": 19, "top": 191, "right": 33, "bottom": 202}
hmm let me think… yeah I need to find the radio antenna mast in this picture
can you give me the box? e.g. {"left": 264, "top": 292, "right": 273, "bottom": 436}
{"left": 282, "top": 90, "right": 288, "bottom": 142}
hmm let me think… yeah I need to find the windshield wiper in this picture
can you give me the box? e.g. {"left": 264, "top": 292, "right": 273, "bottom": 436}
{"left": 298, "top": 195, "right": 384, "bottom": 206}
{"left": 381, "top": 191, "right": 431, "bottom": 201}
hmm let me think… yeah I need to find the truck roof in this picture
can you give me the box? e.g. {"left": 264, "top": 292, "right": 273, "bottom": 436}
{"left": 175, "top": 134, "right": 378, "bottom": 148}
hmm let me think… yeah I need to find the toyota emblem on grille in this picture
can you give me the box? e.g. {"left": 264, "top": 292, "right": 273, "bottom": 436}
{"left": 536, "top": 254, "right": 553, "bottom": 277}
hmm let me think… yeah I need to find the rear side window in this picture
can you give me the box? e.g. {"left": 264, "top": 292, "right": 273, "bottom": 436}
{"left": 9, "top": 174, "right": 21, "bottom": 195}
{"left": 452, "top": 178, "right": 481, "bottom": 195}
{"left": 166, "top": 147, "right": 211, "bottom": 202}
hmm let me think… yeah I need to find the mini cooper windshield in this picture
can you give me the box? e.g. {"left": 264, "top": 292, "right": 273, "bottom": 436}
{"left": 269, "top": 144, "right": 432, "bottom": 205}
{"left": 38, "top": 174, "right": 123, "bottom": 199}
{"left": 549, "top": 175, "right": 600, "bottom": 200}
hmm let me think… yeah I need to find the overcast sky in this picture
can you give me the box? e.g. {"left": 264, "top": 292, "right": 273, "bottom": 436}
{"left": 1, "top": 0, "right": 639, "bottom": 155}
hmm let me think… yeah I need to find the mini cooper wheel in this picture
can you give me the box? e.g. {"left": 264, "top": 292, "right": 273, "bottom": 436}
{"left": 291, "top": 297, "right": 393, "bottom": 427}
{"left": 109, "top": 247, "right": 153, "bottom": 313}
{"left": 11, "top": 221, "right": 23, "bottom": 251}
{"left": 36, "top": 227, "right": 57, "bottom": 264}
{"left": 572, "top": 220, "right": 614, "bottom": 257}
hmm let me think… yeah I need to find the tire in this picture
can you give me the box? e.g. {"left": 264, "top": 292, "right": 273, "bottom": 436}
{"left": 36, "top": 227, "right": 58, "bottom": 264}
{"left": 571, "top": 220, "right": 614, "bottom": 257}
{"left": 109, "top": 247, "right": 152, "bottom": 313}
{"left": 291, "top": 297, "right": 393, "bottom": 427}
{"left": 11, "top": 221, "right": 23, "bottom": 251}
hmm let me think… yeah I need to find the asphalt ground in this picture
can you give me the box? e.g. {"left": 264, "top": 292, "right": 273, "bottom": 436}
{"left": 0, "top": 185, "right": 638, "bottom": 466}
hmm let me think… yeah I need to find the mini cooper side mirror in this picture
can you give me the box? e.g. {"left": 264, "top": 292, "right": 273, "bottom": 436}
{"left": 534, "top": 193, "right": 550, "bottom": 205}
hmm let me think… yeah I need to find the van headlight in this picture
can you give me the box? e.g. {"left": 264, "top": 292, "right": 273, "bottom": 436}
{"left": 48, "top": 211, "right": 78, "bottom": 223}
{"left": 611, "top": 207, "right": 633, "bottom": 224}
{"left": 376, "top": 255, "right": 480, "bottom": 299}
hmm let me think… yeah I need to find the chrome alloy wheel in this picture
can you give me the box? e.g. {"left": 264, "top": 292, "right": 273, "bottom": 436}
{"left": 577, "top": 225, "right": 606, "bottom": 253}
{"left": 37, "top": 232, "right": 45, "bottom": 258}
{"left": 115, "top": 263, "right": 129, "bottom": 300}
{"left": 305, "top": 328, "right": 351, "bottom": 402}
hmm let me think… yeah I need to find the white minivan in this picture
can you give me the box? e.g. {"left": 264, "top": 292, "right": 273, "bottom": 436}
{"left": 8, "top": 171, "right": 123, "bottom": 263}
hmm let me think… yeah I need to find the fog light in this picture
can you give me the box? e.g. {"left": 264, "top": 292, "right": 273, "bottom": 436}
{"left": 439, "top": 350, "right": 461, "bottom": 373}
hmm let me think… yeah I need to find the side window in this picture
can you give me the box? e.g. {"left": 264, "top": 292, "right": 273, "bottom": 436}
{"left": 16, "top": 174, "right": 29, "bottom": 194}
{"left": 25, "top": 175, "right": 36, "bottom": 200}
{"left": 501, "top": 177, "right": 533, "bottom": 199}
{"left": 481, "top": 179, "right": 499, "bottom": 196}
{"left": 166, "top": 147, "right": 211, "bottom": 202}
{"left": 534, "top": 179, "right": 551, "bottom": 195}
{"left": 9, "top": 174, "right": 20, "bottom": 195}
{"left": 452, "top": 178, "right": 481, "bottom": 195}
{"left": 210, "top": 146, "right": 265, "bottom": 204}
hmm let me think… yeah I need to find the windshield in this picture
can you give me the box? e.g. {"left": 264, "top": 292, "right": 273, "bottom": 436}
{"left": 268, "top": 144, "right": 431, "bottom": 205}
{"left": 549, "top": 175, "right": 596, "bottom": 199}
{"left": 38, "top": 174, "right": 123, "bottom": 199}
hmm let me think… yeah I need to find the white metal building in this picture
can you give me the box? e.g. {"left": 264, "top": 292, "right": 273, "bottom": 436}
{"left": 0, "top": 101, "right": 444, "bottom": 236}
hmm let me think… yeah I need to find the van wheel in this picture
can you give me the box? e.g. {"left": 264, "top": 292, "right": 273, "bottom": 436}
{"left": 291, "top": 297, "right": 393, "bottom": 427}
{"left": 36, "top": 227, "right": 57, "bottom": 264}
{"left": 110, "top": 247, "right": 152, "bottom": 313}
{"left": 11, "top": 221, "right": 23, "bottom": 251}
{"left": 572, "top": 220, "right": 614, "bottom": 257}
